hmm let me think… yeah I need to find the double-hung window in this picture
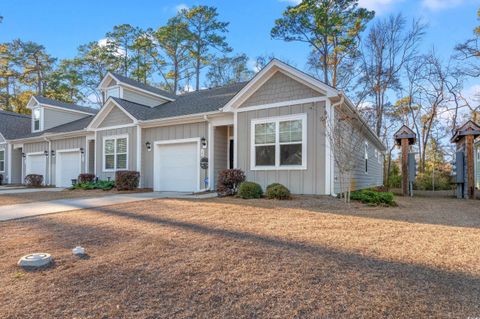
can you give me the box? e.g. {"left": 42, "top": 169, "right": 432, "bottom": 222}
{"left": 32, "top": 108, "right": 41, "bottom": 132}
{"left": 251, "top": 114, "right": 306, "bottom": 170}
{"left": 104, "top": 136, "right": 128, "bottom": 171}
{"left": 364, "top": 142, "right": 369, "bottom": 174}
{"left": 0, "top": 150, "right": 4, "bottom": 172}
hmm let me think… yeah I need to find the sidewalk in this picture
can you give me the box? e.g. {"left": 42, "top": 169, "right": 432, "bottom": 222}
{"left": 0, "top": 192, "right": 217, "bottom": 221}
{"left": 0, "top": 187, "right": 65, "bottom": 195}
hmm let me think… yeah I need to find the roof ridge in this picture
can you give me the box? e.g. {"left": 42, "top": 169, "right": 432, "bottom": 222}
{"left": 112, "top": 97, "right": 153, "bottom": 109}
{"left": 109, "top": 72, "right": 177, "bottom": 98}
{"left": 34, "top": 95, "right": 97, "bottom": 113}
{"left": 178, "top": 81, "right": 250, "bottom": 96}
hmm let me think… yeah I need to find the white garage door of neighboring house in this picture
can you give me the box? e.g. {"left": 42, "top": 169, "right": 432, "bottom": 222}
{"left": 155, "top": 141, "right": 199, "bottom": 192}
{"left": 56, "top": 150, "right": 81, "bottom": 187}
{"left": 26, "top": 154, "right": 47, "bottom": 183}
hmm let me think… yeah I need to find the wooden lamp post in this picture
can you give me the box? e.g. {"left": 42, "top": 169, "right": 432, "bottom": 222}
{"left": 451, "top": 120, "right": 480, "bottom": 199}
{"left": 394, "top": 125, "right": 416, "bottom": 197}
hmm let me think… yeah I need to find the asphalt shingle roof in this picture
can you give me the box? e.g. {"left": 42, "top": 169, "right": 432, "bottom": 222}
{"left": 0, "top": 110, "right": 31, "bottom": 140}
{"left": 113, "top": 81, "right": 248, "bottom": 121}
{"left": 14, "top": 116, "right": 93, "bottom": 139}
{"left": 34, "top": 96, "right": 98, "bottom": 115}
{"left": 110, "top": 73, "right": 177, "bottom": 100}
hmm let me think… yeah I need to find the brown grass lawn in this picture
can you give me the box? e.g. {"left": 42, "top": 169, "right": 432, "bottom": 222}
{"left": 1, "top": 195, "right": 480, "bottom": 318}
{"left": 0, "top": 188, "right": 151, "bottom": 206}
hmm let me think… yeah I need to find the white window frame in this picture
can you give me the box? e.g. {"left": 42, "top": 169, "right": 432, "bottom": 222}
{"left": 364, "top": 142, "right": 369, "bottom": 174}
{"left": 0, "top": 149, "right": 5, "bottom": 173}
{"left": 102, "top": 134, "right": 129, "bottom": 172}
{"left": 250, "top": 113, "right": 307, "bottom": 171}
{"left": 32, "top": 107, "right": 43, "bottom": 132}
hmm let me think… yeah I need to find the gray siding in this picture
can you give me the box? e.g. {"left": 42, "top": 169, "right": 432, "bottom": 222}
{"left": 99, "top": 106, "right": 133, "bottom": 128}
{"left": 51, "top": 137, "right": 87, "bottom": 186}
{"left": 240, "top": 71, "right": 322, "bottom": 108}
{"left": 237, "top": 102, "right": 327, "bottom": 195}
{"left": 213, "top": 126, "right": 228, "bottom": 189}
{"left": 10, "top": 147, "right": 22, "bottom": 184}
{"left": 142, "top": 121, "right": 208, "bottom": 189}
{"left": 95, "top": 126, "right": 138, "bottom": 181}
{"left": 122, "top": 88, "right": 168, "bottom": 107}
{"left": 43, "top": 108, "right": 88, "bottom": 130}
{"left": 0, "top": 143, "right": 6, "bottom": 182}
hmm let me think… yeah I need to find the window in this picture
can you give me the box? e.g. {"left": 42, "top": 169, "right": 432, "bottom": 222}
{"left": 364, "top": 143, "right": 368, "bottom": 174}
{"left": 103, "top": 136, "right": 128, "bottom": 171}
{"left": 0, "top": 150, "right": 4, "bottom": 172}
{"left": 106, "top": 87, "right": 120, "bottom": 99}
{"left": 251, "top": 114, "right": 306, "bottom": 170}
{"left": 33, "top": 108, "right": 41, "bottom": 131}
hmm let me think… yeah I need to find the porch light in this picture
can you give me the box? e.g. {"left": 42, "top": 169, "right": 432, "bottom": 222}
{"left": 22, "top": 152, "right": 26, "bottom": 158}
{"left": 201, "top": 137, "right": 207, "bottom": 149}
{"left": 145, "top": 141, "right": 152, "bottom": 152}
{"left": 51, "top": 150, "right": 55, "bottom": 157}
{"left": 44, "top": 150, "right": 48, "bottom": 157}
{"left": 80, "top": 148, "right": 84, "bottom": 154}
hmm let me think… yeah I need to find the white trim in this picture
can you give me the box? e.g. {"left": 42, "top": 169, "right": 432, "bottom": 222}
{"left": 136, "top": 125, "right": 142, "bottom": 187}
{"left": 324, "top": 99, "right": 332, "bottom": 194}
{"left": 250, "top": 113, "right": 307, "bottom": 171}
{"left": 102, "top": 134, "right": 129, "bottom": 172}
{"left": 25, "top": 152, "right": 47, "bottom": 185}
{"left": 32, "top": 107, "right": 43, "bottom": 132}
{"left": 87, "top": 98, "right": 137, "bottom": 130}
{"left": 55, "top": 148, "right": 82, "bottom": 187}
{"left": 138, "top": 111, "right": 219, "bottom": 128}
{"left": 7, "top": 144, "right": 12, "bottom": 182}
{"left": 233, "top": 111, "right": 238, "bottom": 168}
{"left": 94, "top": 131, "right": 97, "bottom": 176}
{"left": 330, "top": 101, "right": 335, "bottom": 196}
{"left": 236, "top": 97, "right": 327, "bottom": 113}
{"left": 93, "top": 123, "right": 137, "bottom": 132}
{"left": 153, "top": 137, "right": 201, "bottom": 192}
{"left": 0, "top": 148, "right": 5, "bottom": 173}
{"left": 208, "top": 122, "right": 214, "bottom": 190}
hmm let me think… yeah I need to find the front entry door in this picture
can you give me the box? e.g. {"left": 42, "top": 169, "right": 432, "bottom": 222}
{"left": 229, "top": 139, "right": 234, "bottom": 169}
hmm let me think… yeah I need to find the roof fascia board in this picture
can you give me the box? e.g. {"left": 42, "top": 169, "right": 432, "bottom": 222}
{"left": 138, "top": 111, "right": 221, "bottom": 128}
{"left": 8, "top": 130, "right": 90, "bottom": 143}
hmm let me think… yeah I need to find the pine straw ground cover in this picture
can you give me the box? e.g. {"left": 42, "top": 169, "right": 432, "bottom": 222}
{"left": 0, "top": 196, "right": 480, "bottom": 318}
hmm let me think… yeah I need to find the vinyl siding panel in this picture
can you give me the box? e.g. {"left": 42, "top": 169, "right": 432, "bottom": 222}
{"left": 98, "top": 106, "right": 133, "bottom": 128}
{"left": 213, "top": 126, "right": 228, "bottom": 189}
{"left": 10, "top": 146, "right": 22, "bottom": 184}
{"left": 237, "top": 102, "right": 327, "bottom": 195}
{"left": 142, "top": 121, "right": 208, "bottom": 189}
{"left": 122, "top": 88, "right": 169, "bottom": 107}
{"left": 96, "top": 127, "right": 137, "bottom": 181}
{"left": 240, "top": 71, "right": 322, "bottom": 108}
{"left": 43, "top": 108, "right": 88, "bottom": 130}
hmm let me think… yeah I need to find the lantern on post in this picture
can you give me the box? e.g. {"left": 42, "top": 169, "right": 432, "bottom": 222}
{"left": 394, "top": 125, "right": 417, "bottom": 197}
{"left": 451, "top": 120, "right": 480, "bottom": 199}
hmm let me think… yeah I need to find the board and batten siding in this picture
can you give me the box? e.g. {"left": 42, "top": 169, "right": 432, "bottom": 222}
{"left": 51, "top": 137, "right": 87, "bottom": 186}
{"left": 142, "top": 121, "right": 209, "bottom": 189}
{"left": 333, "top": 115, "right": 384, "bottom": 193}
{"left": 95, "top": 126, "right": 138, "bottom": 181}
{"left": 213, "top": 126, "right": 228, "bottom": 189}
{"left": 239, "top": 71, "right": 322, "bottom": 108}
{"left": 237, "top": 102, "right": 327, "bottom": 195}
{"left": 43, "top": 108, "right": 88, "bottom": 131}
{"left": 122, "top": 88, "right": 168, "bottom": 107}
{"left": 98, "top": 106, "right": 133, "bottom": 128}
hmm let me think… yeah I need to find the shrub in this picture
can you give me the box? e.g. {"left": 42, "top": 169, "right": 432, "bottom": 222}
{"left": 78, "top": 173, "right": 95, "bottom": 184}
{"left": 25, "top": 174, "right": 43, "bottom": 187}
{"left": 266, "top": 183, "right": 291, "bottom": 200}
{"left": 217, "top": 169, "right": 246, "bottom": 196}
{"left": 350, "top": 189, "right": 395, "bottom": 206}
{"left": 238, "top": 181, "right": 263, "bottom": 199}
{"left": 115, "top": 171, "right": 140, "bottom": 191}
{"left": 70, "top": 180, "right": 115, "bottom": 191}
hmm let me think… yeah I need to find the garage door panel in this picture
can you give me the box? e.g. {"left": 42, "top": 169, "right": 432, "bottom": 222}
{"left": 26, "top": 155, "right": 46, "bottom": 182}
{"left": 156, "top": 142, "right": 198, "bottom": 192}
{"left": 56, "top": 151, "right": 81, "bottom": 187}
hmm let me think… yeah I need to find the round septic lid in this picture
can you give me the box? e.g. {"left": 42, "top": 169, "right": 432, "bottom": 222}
{"left": 18, "top": 253, "right": 52, "bottom": 268}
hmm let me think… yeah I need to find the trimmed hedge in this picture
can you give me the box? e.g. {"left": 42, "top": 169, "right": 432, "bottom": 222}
{"left": 115, "top": 171, "right": 140, "bottom": 191}
{"left": 78, "top": 173, "right": 96, "bottom": 184}
{"left": 238, "top": 181, "right": 263, "bottom": 199}
{"left": 25, "top": 174, "right": 43, "bottom": 187}
{"left": 217, "top": 169, "right": 246, "bottom": 196}
{"left": 350, "top": 189, "right": 395, "bottom": 206}
{"left": 71, "top": 180, "right": 115, "bottom": 191}
{"left": 266, "top": 183, "right": 291, "bottom": 200}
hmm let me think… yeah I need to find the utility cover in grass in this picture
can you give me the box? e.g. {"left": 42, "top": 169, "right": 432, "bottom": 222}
{"left": 18, "top": 253, "right": 52, "bottom": 268}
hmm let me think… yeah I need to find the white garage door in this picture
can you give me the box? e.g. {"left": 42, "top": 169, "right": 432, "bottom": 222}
{"left": 156, "top": 142, "right": 198, "bottom": 192}
{"left": 56, "top": 151, "right": 81, "bottom": 187}
{"left": 26, "top": 154, "right": 46, "bottom": 182}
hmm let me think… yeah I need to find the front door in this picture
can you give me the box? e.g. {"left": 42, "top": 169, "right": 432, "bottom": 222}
{"left": 229, "top": 139, "right": 234, "bottom": 169}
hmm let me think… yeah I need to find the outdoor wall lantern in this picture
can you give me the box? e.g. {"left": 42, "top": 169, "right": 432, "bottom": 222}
{"left": 80, "top": 148, "right": 84, "bottom": 154}
{"left": 44, "top": 150, "right": 49, "bottom": 157}
{"left": 146, "top": 141, "right": 152, "bottom": 152}
{"left": 22, "top": 152, "right": 25, "bottom": 158}
{"left": 51, "top": 150, "right": 56, "bottom": 157}
{"left": 201, "top": 137, "right": 207, "bottom": 149}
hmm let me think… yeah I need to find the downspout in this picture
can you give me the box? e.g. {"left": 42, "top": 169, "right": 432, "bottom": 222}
{"left": 203, "top": 114, "right": 213, "bottom": 192}
{"left": 329, "top": 94, "right": 345, "bottom": 197}
{"left": 44, "top": 137, "right": 52, "bottom": 186}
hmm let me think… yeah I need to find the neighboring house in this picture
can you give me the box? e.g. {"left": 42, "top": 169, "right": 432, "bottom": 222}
{"left": 1, "top": 59, "right": 386, "bottom": 194}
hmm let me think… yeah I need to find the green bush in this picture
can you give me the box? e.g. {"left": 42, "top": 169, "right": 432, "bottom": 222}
{"left": 414, "top": 172, "right": 453, "bottom": 191}
{"left": 71, "top": 180, "right": 115, "bottom": 191}
{"left": 115, "top": 171, "right": 140, "bottom": 191}
{"left": 265, "top": 183, "right": 291, "bottom": 200}
{"left": 238, "top": 181, "right": 263, "bottom": 199}
{"left": 350, "top": 189, "right": 396, "bottom": 206}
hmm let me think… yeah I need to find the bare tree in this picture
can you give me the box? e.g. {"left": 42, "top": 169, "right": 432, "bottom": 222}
{"left": 359, "top": 14, "right": 426, "bottom": 137}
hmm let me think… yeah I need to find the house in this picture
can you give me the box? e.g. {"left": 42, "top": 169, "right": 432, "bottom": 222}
{"left": 0, "top": 59, "right": 386, "bottom": 194}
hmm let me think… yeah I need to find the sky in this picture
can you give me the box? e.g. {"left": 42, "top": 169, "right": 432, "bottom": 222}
{"left": 0, "top": 0, "right": 480, "bottom": 100}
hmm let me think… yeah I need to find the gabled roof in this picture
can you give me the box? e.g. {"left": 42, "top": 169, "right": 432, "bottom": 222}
{"left": 394, "top": 125, "right": 416, "bottom": 145}
{"left": 0, "top": 110, "right": 31, "bottom": 140}
{"left": 103, "top": 72, "right": 177, "bottom": 101}
{"left": 14, "top": 116, "right": 93, "bottom": 140}
{"left": 451, "top": 120, "right": 480, "bottom": 143}
{"left": 33, "top": 96, "right": 98, "bottom": 115}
